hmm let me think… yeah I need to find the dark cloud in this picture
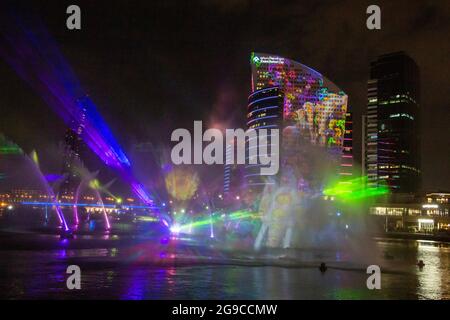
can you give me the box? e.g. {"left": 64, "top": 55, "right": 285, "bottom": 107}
{"left": 0, "top": 0, "right": 449, "bottom": 191}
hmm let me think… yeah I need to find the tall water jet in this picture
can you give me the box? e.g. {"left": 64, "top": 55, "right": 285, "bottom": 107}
{"left": 0, "top": 137, "right": 65, "bottom": 229}
{"left": 73, "top": 170, "right": 99, "bottom": 226}
{"left": 73, "top": 179, "right": 82, "bottom": 226}
{"left": 209, "top": 211, "right": 214, "bottom": 239}
{"left": 94, "top": 188, "right": 111, "bottom": 230}
{"left": 27, "top": 151, "right": 69, "bottom": 231}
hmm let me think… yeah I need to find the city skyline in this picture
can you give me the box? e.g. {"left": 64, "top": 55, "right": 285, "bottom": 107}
{"left": 0, "top": 0, "right": 449, "bottom": 193}
{"left": 0, "top": 0, "right": 449, "bottom": 303}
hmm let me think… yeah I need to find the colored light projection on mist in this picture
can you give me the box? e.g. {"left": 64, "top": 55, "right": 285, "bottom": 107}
{"left": 170, "top": 210, "right": 258, "bottom": 234}
{"left": 0, "top": 11, "right": 154, "bottom": 206}
{"left": 165, "top": 168, "right": 199, "bottom": 201}
{"left": 0, "top": 135, "right": 23, "bottom": 155}
{"left": 323, "top": 176, "right": 389, "bottom": 202}
{"left": 0, "top": 135, "right": 23, "bottom": 181}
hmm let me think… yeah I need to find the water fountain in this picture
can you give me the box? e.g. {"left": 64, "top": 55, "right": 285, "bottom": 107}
{"left": 27, "top": 154, "right": 69, "bottom": 232}
{"left": 93, "top": 188, "right": 111, "bottom": 230}
{"left": 0, "top": 139, "right": 69, "bottom": 233}
{"left": 73, "top": 169, "right": 112, "bottom": 231}
{"left": 73, "top": 170, "right": 98, "bottom": 226}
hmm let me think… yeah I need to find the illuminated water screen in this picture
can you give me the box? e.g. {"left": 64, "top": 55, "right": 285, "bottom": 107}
{"left": 246, "top": 54, "right": 391, "bottom": 250}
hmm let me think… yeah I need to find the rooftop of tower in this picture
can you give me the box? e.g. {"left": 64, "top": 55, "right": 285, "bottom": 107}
{"left": 251, "top": 52, "right": 344, "bottom": 94}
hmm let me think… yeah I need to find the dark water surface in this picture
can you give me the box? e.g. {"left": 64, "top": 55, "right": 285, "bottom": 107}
{"left": 0, "top": 233, "right": 448, "bottom": 300}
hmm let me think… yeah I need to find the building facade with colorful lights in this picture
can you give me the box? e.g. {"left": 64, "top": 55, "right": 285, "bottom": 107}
{"left": 247, "top": 52, "right": 349, "bottom": 195}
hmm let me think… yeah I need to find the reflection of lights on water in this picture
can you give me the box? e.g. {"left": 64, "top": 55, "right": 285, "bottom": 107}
{"left": 416, "top": 241, "right": 443, "bottom": 299}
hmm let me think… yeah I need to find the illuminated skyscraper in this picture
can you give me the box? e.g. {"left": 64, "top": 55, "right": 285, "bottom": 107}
{"left": 250, "top": 53, "right": 348, "bottom": 147}
{"left": 223, "top": 144, "right": 233, "bottom": 194}
{"left": 340, "top": 112, "right": 353, "bottom": 177}
{"left": 245, "top": 87, "right": 283, "bottom": 192}
{"left": 224, "top": 144, "right": 245, "bottom": 196}
{"left": 60, "top": 99, "right": 87, "bottom": 197}
{"left": 247, "top": 53, "right": 348, "bottom": 194}
{"left": 364, "top": 52, "right": 420, "bottom": 193}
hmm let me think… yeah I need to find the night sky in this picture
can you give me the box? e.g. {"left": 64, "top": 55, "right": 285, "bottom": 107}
{"left": 0, "top": 0, "right": 449, "bottom": 192}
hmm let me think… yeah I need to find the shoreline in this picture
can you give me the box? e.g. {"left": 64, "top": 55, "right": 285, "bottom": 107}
{"left": 374, "top": 231, "right": 450, "bottom": 243}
